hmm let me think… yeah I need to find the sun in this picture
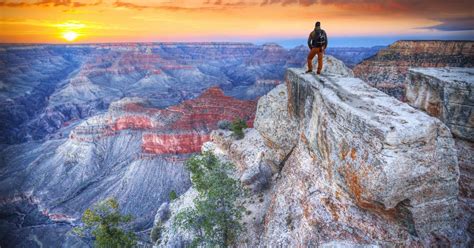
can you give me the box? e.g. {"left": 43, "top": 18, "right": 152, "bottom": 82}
{"left": 62, "top": 31, "right": 78, "bottom": 42}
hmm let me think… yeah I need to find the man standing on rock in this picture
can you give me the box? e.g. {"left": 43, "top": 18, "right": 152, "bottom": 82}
{"left": 306, "top": 21, "right": 328, "bottom": 74}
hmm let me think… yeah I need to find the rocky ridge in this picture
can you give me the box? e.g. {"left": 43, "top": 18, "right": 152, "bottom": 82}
{"left": 156, "top": 57, "right": 469, "bottom": 247}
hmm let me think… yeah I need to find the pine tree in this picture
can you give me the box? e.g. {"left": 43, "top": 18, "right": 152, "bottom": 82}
{"left": 73, "top": 198, "right": 136, "bottom": 248}
{"left": 174, "top": 151, "right": 244, "bottom": 247}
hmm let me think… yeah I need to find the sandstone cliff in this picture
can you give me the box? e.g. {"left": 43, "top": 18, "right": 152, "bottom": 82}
{"left": 156, "top": 56, "right": 469, "bottom": 247}
{"left": 353, "top": 40, "right": 474, "bottom": 100}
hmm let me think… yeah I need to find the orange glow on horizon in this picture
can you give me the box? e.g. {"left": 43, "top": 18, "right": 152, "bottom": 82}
{"left": 0, "top": 0, "right": 472, "bottom": 44}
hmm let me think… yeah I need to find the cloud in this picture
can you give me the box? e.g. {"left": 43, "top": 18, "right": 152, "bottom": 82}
{"left": 0, "top": 18, "right": 136, "bottom": 31}
{"left": 112, "top": 1, "right": 221, "bottom": 11}
{"left": 260, "top": 0, "right": 316, "bottom": 6}
{"left": 260, "top": 0, "right": 472, "bottom": 14}
{"left": 422, "top": 17, "right": 474, "bottom": 31}
{"left": 0, "top": 0, "right": 102, "bottom": 8}
{"left": 259, "top": 0, "right": 474, "bottom": 31}
{"left": 213, "top": 0, "right": 250, "bottom": 7}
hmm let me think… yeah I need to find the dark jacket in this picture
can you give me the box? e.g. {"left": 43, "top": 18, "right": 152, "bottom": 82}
{"left": 307, "top": 28, "right": 328, "bottom": 49}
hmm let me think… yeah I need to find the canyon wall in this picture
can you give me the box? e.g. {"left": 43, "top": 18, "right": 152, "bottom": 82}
{"left": 0, "top": 43, "right": 295, "bottom": 246}
{"left": 0, "top": 86, "right": 256, "bottom": 247}
{"left": 353, "top": 41, "right": 474, "bottom": 100}
{"left": 406, "top": 67, "right": 474, "bottom": 245}
{"left": 157, "top": 58, "right": 469, "bottom": 247}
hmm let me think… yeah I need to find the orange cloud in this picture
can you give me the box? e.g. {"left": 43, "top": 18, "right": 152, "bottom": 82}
{"left": 0, "top": 0, "right": 103, "bottom": 7}
{"left": 112, "top": 1, "right": 221, "bottom": 11}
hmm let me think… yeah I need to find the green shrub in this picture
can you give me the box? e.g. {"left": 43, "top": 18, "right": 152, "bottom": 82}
{"left": 230, "top": 118, "right": 247, "bottom": 140}
{"left": 174, "top": 151, "right": 245, "bottom": 247}
{"left": 73, "top": 198, "right": 136, "bottom": 248}
{"left": 150, "top": 224, "right": 162, "bottom": 243}
{"left": 169, "top": 190, "right": 178, "bottom": 201}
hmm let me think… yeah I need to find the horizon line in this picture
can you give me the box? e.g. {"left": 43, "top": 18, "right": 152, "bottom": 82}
{"left": 1, "top": 39, "right": 473, "bottom": 46}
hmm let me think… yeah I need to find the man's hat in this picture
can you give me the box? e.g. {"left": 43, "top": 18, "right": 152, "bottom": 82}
{"left": 315, "top": 21, "right": 321, "bottom": 27}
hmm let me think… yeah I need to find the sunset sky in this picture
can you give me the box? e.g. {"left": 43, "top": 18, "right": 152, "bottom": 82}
{"left": 1, "top": 0, "right": 473, "bottom": 46}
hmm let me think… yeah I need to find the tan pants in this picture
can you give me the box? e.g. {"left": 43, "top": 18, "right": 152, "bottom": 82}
{"left": 307, "top": 47, "right": 323, "bottom": 73}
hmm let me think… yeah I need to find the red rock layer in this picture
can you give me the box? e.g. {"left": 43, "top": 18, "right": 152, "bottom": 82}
{"left": 142, "top": 133, "right": 211, "bottom": 154}
{"left": 140, "top": 87, "right": 256, "bottom": 154}
{"left": 69, "top": 86, "right": 257, "bottom": 155}
{"left": 112, "top": 116, "right": 154, "bottom": 131}
{"left": 163, "top": 87, "right": 256, "bottom": 131}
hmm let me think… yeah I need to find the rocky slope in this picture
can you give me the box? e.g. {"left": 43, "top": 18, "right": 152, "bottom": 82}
{"left": 156, "top": 57, "right": 470, "bottom": 247}
{"left": 353, "top": 40, "right": 474, "bottom": 100}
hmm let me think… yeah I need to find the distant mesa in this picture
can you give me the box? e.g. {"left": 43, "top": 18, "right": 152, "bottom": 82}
{"left": 353, "top": 40, "right": 474, "bottom": 100}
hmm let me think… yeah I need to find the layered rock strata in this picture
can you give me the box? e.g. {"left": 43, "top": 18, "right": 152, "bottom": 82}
{"left": 0, "top": 87, "right": 256, "bottom": 247}
{"left": 353, "top": 40, "right": 474, "bottom": 100}
{"left": 407, "top": 67, "right": 473, "bottom": 141}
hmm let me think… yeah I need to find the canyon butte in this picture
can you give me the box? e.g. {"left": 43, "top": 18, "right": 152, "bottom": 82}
{"left": 0, "top": 41, "right": 473, "bottom": 247}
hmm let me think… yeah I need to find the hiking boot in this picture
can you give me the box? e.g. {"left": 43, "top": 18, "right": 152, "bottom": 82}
{"left": 305, "top": 70, "right": 313, "bottom": 74}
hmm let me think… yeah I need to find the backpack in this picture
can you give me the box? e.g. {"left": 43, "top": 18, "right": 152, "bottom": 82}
{"left": 312, "top": 29, "right": 326, "bottom": 47}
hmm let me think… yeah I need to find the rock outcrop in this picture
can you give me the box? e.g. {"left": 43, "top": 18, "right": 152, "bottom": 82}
{"left": 157, "top": 58, "right": 467, "bottom": 247}
{"left": 263, "top": 68, "right": 461, "bottom": 246}
{"left": 406, "top": 67, "right": 474, "bottom": 246}
{"left": 353, "top": 40, "right": 474, "bottom": 100}
{"left": 407, "top": 67, "right": 473, "bottom": 141}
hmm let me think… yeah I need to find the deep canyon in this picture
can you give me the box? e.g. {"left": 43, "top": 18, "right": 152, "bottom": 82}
{"left": 0, "top": 41, "right": 472, "bottom": 247}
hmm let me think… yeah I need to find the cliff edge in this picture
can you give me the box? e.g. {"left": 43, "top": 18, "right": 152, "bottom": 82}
{"left": 156, "top": 57, "right": 469, "bottom": 247}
